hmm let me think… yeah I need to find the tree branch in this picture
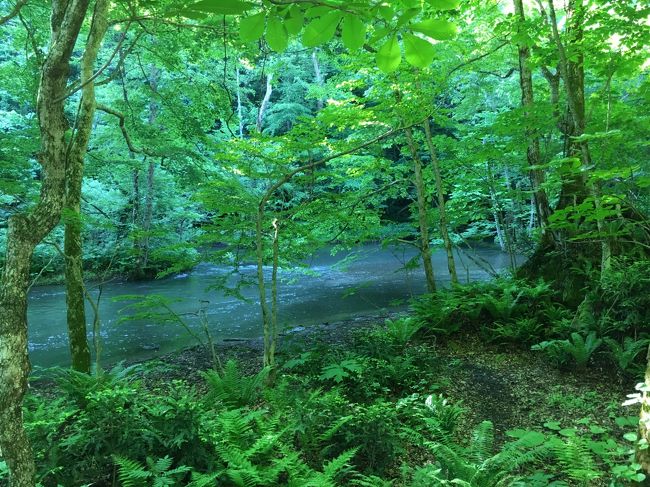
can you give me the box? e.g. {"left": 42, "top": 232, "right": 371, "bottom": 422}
{"left": 95, "top": 104, "right": 160, "bottom": 157}
{"left": 57, "top": 24, "right": 132, "bottom": 102}
{"left": 445, "top": 41, "right": 509, "bottom": 80}
{"left": 0, "top": 0, "right": 28, "bottom": 26}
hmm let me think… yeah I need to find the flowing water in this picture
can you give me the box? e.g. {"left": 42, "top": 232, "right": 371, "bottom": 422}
{"left": 27, "top": 244, "right": 515, "bottom": 367}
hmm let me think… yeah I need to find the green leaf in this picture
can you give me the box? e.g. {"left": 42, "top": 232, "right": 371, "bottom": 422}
{"left": 284, "top": 8, "right": 304, "bottom": 35}
{"left": 266, "top": 17, "right": 289, "bottom": 52}
{"left": 376, "top": 35, "right": 401, "bottom": 73}
{"left": 378, "top": 5, "right": 394, "bottom": 21}
{"left": 342, "top": 15, "right": 366, "bottom": 51}
{"left": 403, "top": 33, "right": 436, "bottom": 68}
{"left": 410, "top": 18, "right": 458, "bottom": 40}
{"left": 185, "top": 0, "right": 253, "bottom": 15}
{"left": 426, "top": 0, "right": 461, "bottom": 10}
{"left": 558, "top": 428, "right": 577, "bottom": 437}
{"left": 624, "top": 432, "right": 639, "bottom": 442}
{"left": 543, "top": 421, "right": 562, "bottom": 431}
{"left": 302, "top": 12, "right": 343, "bottom": 47}
{"left": 239, "top": 12, "right": 265, "bottom": 42}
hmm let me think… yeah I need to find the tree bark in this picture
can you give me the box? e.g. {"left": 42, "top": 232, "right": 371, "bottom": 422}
{"left": 256, "top": 72, "right": 273, "bottom": 133}
{"left": 64, "top": 0, "right": 109, "bottom": 374}
{"left": 638, "top": 345, "right": 650, "bottom": 473}
{"left": 513, "top": 0, "right": 553, "bottom": 233}
{"left": 312, "top": 49, "right": 324, "bottom": 110}
{"left": 422, "top": 119, "right": 458, "bottom": 284}
{"left": 0, "top": 1, "right": 90, "bottom": 484}
{"left": 405, "top": 127, "right": 437, "bottom": 293}
{"left": 236, "top": 64, "right": 244, "bottom": 138}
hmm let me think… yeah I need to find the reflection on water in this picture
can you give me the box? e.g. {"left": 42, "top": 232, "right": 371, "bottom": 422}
{"left": 28, "top": 244, "right": 516, "bottom": 367}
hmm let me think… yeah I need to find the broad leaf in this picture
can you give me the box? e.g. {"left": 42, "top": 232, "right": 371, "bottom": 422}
{"left": 239, "top": 12, "right": 265, "bottom": 42}
{"left": 426, "top": 0, "right": 461, "bottom": 10}
{"left": 410, "top": 18, "right": 458, "bottom": 40}
{"left": 302, "top": 11, "right": 343, "bottom": 47}
{"left": 376, "top": 35, "right": 401, "bottom": 73}
{"left": 185, "top": 0, "right": 253, "bottom": 15}
{"left": 284, "top": 8, "right": 304, "bottom": 35}
{"left": 403, "top": 33, "right": 436, "bottom": 68}
{"left": 266, "top": 17, "right": 289, "bottom": 52}
{"left": 342, "top": 15, "right": 366, "bottom": 51}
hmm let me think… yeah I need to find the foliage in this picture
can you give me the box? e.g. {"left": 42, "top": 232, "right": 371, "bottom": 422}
{"left": 202, "top": 360, "right": 270, "bottom": 408}
{"left": 532, "top": 332, "right": 603, "bottom": 369}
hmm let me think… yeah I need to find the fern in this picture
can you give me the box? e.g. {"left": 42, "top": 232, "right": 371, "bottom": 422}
{"left": 425, "top": 421, "right": 549, "bottom": 486}
{"left": 549, "top": 436, "right": 601, "bottom": 483}
{"left": 202, "top": 360, "right": 269, "bottom": 407}
{"left": 604, "top": 336, "right": 649, "bottom": 372}
{"left": 114, "top": 455, "right": 190, "bottom": 487}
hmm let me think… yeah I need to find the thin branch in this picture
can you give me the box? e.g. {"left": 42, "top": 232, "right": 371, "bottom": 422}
{"left": 95, "top": 31, "right": 145, "bottom": 87}
{"left": 110, "top": 16, "right": 224, "bottom": 31}
{"left": 0, "top": 0, "right": 28, "bottom": 26}
{"left": 57, "top": 24, "right": 132, "bottom": 102}
{"left": 259, "top": 120, "right": 426, "bottom": 210}
{"left": 96, "top": 103, "right": 160, "bottom": 157}
{"left": 445, "top": 41, "right": 509, "bottom": 80}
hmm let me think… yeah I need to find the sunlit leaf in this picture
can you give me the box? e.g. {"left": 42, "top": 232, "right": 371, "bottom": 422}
{"left": 302, "top": 11, "right": 343, "bottom": 47}
{"left": 376, "top": 35, "right": 401, "bottom": 73}
{"left": 410, "top": 18, "right": 458, "bottom": 40}
{"left": 403, "top": 33, "right": 436, "bottom": 68}
{"left": 266, "top": 17, "right": 289, "bottom": 52}
{"left": 239, "top": 12, "right": 265, "bottom": 42}
{"left": 426, "top": 0, "right": 461, "bottom": 10}
{"left": 185, "top": 0, "right": 253, "bottom": 15}
{"left": 342, "top": 15, "right": 366, "bottom": 51}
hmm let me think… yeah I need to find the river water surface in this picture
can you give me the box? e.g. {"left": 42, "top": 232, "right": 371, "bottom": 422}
{"left": 28, "top": 244, "right": 514, "bottom": 367}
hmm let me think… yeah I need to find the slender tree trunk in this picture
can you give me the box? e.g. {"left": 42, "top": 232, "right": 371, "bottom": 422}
{"left": 236, "top": 64, "right": 244, "bottom": 138}
{"left": 312, "top": 49, "right": 324, "bottom": 110}
{"left": 405, "top": 127, "right": 436, "bottom": 293}
{"left": 256, "top": 72, "right": 273, "bottom": 133}
{"left": 142, "top": 159, "right": 155, "bottom": 269}
{"left": 422, "top": 119, "right": 458, "bottom": 284}
{"left": 548, "top": 0, "right": 611, "bottom": 273}
{"left": 0, "top": 1, "right": 90, "bottom": 484}
{"left": 255, "top": 209, "right": 273, "bottom": 367}
{"left": 513, "top": 0, "right": 553, "bottom": 233}
{"left": 638, "top": 345, "right": 650, "bottom": 473}
{"left": 269, "top": 219, "right": 280, "bottom": 367}
{"left": 64, "top": 0, "right": 109, "bottom": 374}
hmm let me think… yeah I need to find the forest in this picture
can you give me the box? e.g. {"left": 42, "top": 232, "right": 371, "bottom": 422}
{"left": 0, "top": 0, "right": 649, "bottom": 485}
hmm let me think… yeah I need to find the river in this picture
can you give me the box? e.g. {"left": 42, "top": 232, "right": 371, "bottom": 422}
{"left": 27, "top": 244, "right": 514, "bottom": 367}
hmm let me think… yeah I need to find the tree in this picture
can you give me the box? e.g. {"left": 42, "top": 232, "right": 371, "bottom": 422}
{"left": 63, "top": 0, "right": 110, "bottom": 374}
{"left": 0, "top": 1, "right": 92, "bottom": 483}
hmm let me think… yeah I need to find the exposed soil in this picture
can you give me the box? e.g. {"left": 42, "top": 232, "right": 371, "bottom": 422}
{"left": 141, "top": 313, "right": 635, "bottom": 444}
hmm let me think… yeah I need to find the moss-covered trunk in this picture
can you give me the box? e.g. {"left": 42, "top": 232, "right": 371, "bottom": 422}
{"left": 64, "top": 0, "right": 109, "bottom": 374}
{"left": 0, "top": 1, "right": 90, "bottom": 483}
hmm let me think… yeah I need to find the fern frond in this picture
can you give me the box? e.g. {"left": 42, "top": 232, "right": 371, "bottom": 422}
{"left": 114, "top": 456, "right": 151, "bottom": 487}
{"left": 470, "top": 421, "right": 495, "bottom": 464}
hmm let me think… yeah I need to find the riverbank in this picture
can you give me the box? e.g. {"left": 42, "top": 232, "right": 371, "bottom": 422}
{"left": 19, "top": 286, "right": 642, "bottom": 485}
{"left": 143, "top": 311, "right": 632, "bottom": 443}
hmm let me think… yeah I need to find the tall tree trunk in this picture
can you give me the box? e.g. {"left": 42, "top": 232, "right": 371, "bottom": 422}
{"left": 422, "top": 118, "right": 458, "bottom": 284}
{"left": 312, "top": 49, "right": 324, "bottom": 110}
{"left": 236, "top": 64, "right": 244, "bottom": 138}
{"left": 64, "top": 0, "right": 109, "bottom": 374}
{"left": 638, "top": 345, "right": 650, "bottom": 473}
{"left": 513, "top": 0, "right": 553, "bottom": 233}
{"left": 142, "top": 159, "right": 155, "bottom": 269}
{"left": 405, "top": 127, "right": 437, "bottom": 293}
{"left": 0, "top": 1, "right": 90, "bottom": 484}
{"left": 256, "top": 72, "right": 273, "bottom": 133}
{"left": 548, "top": 0, "right": 610, "bottom": 274}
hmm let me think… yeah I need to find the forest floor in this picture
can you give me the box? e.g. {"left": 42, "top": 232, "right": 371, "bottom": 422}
{"left": 144, "top": 312, "right": 635, "bottom": 445}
